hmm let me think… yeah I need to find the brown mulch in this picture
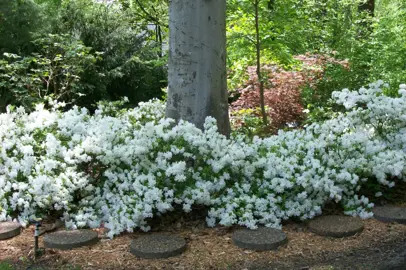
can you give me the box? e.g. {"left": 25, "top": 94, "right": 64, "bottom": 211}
{"left": 1, "top": 218, "right": 406, "bottom": 270}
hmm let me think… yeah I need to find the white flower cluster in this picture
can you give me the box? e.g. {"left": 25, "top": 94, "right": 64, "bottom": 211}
{"left": 1, "top": 82, "right": 406, "bottom": 237}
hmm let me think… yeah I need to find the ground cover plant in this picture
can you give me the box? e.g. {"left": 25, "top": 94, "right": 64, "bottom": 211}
{"left": 1, "top": 81, "right": 405, "bottom": 238}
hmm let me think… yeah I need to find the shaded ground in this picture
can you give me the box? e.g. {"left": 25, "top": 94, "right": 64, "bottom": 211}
{"left": 243, "top": 236, "right": 406, "bottom": 270}
{"left": 1, "top": 218, "right": 406, "bottom": 269}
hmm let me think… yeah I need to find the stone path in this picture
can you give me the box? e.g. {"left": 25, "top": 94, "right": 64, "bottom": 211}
{"left": 130, "top": 234, "right": 187, "bottom": 259}
{"left": 308, "top": 215, "right": 364, "bottom": 238}
{"left": 373, "top": 205, "right": 406, "bottom": 224}
{"left": 4, "top": 205, "right": 406, "bottom": 264}
{"left": 44, "top": 229, "right": 98, "bottom": 250}
{"left": 0, "top": 222, "right": 21, "bottom": 240}
{"left": 232, "top": 227, "right": 287, "bottom": 251}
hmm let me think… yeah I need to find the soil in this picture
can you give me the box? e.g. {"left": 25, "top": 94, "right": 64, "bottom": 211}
{"left": 1, "top": 218, "right": 406, "bottom": 270}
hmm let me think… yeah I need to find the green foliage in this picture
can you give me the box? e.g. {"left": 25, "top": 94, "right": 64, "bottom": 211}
{"left": 0, "top": 34, "right": 102, "bottom": 111}
{"left": 226, "top": 0, "right": 367, "bottom": 89}
{"left": 0, "top": 0, "right": 168, "bottom": 110}
{"left": 0, "top": 0, "right": 45, "bottom": 54}
{"left": 230, "top": 108, "right": 269, "bottom": 138}
{"left": 303, "top": 103, "right": 341, "bottom": 125}
{"left": 301, "top": 61, "right": 353, "bottom": 122}
{"left": 368, "top": 1, "right": 406, "bottom": 95}
{"left": 54, "top": 0, "right": 167, "bottom": 107}
{"left": 301, "top": 0, "right": 406, "bottom": 122}
{"left": 227, "top": 0, "right": 296, "bottom": 89}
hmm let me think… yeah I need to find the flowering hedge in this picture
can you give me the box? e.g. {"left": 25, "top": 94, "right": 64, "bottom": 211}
{"left": 1, "top": 81, "right": 406, "bottom": 237}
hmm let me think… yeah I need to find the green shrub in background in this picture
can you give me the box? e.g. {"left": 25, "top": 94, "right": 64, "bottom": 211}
{"left": 230, "top": 108, "right": 269, "bottom": 138}
{"left": 55, "top": 0, "right": 167, "bottom": 108}
{"left": 368, "top": 0, "right": 406, "bottom": 96}
{"left": 0, "top": 0, "right": 167, "bottom": 111}
{"left": 0, "top": 34, "right": 102, "bottom": 112}
{"left": 312, "top": 0, "right": 406, "bottom": 97}
{"left": 0, "top": 0, "right": 45, "bottom": 55}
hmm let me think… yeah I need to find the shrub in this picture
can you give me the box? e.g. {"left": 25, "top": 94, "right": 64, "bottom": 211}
{"left": 0, "top": 0, "right": 46, "bottom": 55}
{"left": 55, "top": 0, "right": 167, "bottom": 108}
{"left": 1, "top": 82, "right": 406, "bottom": 237}
{"left": 231, "top": 65, "right": 305, "bottom": 134}
{"left": 0, "top": 34, "right": 102, "bottom": 112}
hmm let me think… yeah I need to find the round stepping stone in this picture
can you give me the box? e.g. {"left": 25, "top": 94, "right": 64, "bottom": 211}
{"left": 232, "top": 227, "right": 287, "bottom": 251}
{"left": 130, "top": 234, "right": 187, "bottom": 259}
{"left": 0, "top": 222, "right": 21, "bottom": 240}
{"left": 308, "top": 215, "right": 364, "bottom": 238}
{"left": 373, "top": 205, "right": 406, "bottom": 224}
{"left": 44, "top": 229, "right": 98, "bottom": 250}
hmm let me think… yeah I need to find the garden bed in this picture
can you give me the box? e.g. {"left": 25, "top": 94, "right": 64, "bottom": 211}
{"left": 1, "top": 218, "right": 406, "bottom": 269}
{"left": 2, "top": 83, "right": 406, "bottom": 269}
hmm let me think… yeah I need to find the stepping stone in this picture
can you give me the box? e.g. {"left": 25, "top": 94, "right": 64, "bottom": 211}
{"left": 130, "top": 234, "right": 187, "bottom": 259}
{"left": 373, "top": 205, "right": 406, "bottom": 224}
{"left": 0, "top": 222, "right": 21, "bottom": 240}
{"left": 44, "top": 229, "right": 98, "bottom": 250}
{"left": 308, "top": 215, "right": 364, "bottom": 238}
{"left": 232, "top": 227, "right": 287, "bottom": 251}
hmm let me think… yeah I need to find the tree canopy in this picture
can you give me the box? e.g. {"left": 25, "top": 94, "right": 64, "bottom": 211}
{"left": 1, "top": 0, "right": 405, "bottom": 129}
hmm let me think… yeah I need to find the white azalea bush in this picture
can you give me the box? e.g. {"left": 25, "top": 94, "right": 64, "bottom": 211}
{"left": 1, "top": 81, "right": 406, "bottom": 237}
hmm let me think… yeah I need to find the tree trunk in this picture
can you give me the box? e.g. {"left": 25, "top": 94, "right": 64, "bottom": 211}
{"left": 166, "top": 0, "right": 230, "bottom": 136}
{"left": 254, "top": 0, "right": 267, "bottom": 126}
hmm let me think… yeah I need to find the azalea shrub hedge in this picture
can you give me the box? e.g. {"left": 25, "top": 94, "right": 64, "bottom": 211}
{"left": 1, "top": 81, "right": 406, "bottom": 238}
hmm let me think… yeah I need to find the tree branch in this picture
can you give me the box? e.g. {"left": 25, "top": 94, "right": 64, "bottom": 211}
{"left": 134, "top": 0, "right": 168, "bottom": 28}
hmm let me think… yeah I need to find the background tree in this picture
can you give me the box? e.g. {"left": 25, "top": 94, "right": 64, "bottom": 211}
{"left": 0, "top": 0, "right": 168, "bottom": 111}
{"left": 55, "top": 0, "right": 167, "bottom": 108}
{"left": 0, "top": 0, "right": 45, "bottom": 54}
{"left": 0, "top": 34, "right": 101, "bottom": 111}
{"left": 1, "top": 0, "right": 406, "bottom": 131}
{"left": 254, "top": 0, "right": 267, "bottom": 125}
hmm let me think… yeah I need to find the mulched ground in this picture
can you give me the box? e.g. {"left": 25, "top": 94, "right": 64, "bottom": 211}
{"left": 1, "top": 218, "right": 406, "bottom": 270}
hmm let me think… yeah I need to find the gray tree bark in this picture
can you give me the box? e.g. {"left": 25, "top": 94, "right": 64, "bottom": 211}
{"left": 166, "top": 0, "right": 230, "bottom": 136}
